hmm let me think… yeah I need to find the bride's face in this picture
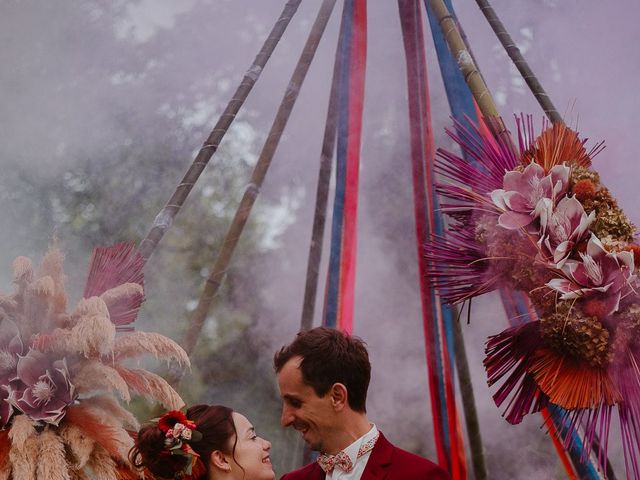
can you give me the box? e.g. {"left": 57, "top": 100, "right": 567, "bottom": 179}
{"left": 229, "top": 412, "right": 274, "bottom": 480}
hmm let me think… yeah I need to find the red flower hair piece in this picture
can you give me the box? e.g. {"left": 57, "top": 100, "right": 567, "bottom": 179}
{"left": 154, "top": 410, "right": 203, "bottom": 479}
{"left": 158, "top": 410, "right": 191, "bottom": 433}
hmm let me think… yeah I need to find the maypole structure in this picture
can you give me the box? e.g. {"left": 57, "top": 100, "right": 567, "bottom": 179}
{"left": 118, "top": 0, "right": 639, "bottom": 478}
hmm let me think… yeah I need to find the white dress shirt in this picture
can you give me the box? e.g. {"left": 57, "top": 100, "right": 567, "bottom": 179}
{"left": 326, "top": 424, "right": 379, "bottom": 480}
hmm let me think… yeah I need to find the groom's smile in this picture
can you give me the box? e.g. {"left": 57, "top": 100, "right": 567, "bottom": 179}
{"left": 276, "top": 355, "right": 339, "bottom": 453}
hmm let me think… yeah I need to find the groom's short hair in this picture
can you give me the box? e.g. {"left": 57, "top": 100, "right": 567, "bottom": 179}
{"left": 274, "top": 326, "right": 371, "bottom": 412}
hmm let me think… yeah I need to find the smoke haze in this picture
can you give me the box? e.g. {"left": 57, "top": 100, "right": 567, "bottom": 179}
{"left": 1, "top": 1, "right": 638, "bottom": 478}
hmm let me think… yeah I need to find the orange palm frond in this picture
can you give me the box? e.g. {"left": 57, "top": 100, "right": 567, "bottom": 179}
{"left": 529, "top": 348, "right": 621, "bottom": 409}
{"left": 521, "top": 123, "right": 596, "bottom": 172}
{"left": 0, "top": 431, "right": 9, "bottom": 474}
{"left": 115, "top": 464, "right": 143, "bottom": 480}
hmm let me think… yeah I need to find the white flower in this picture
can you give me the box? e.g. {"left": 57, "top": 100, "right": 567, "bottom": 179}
{"left": 173, "top": 423, "right": 186, "bottom": 436}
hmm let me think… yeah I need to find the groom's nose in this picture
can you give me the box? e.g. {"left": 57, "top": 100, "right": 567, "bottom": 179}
{"left": 280, "top": 405, "right": 294, "bottom": 427}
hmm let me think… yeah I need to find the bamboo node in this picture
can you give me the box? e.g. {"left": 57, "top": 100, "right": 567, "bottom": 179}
{"left": 246, "top": 183, "right": 260, "bottom": 198}
{"left": 246, "top": 64, "right": 263, "bottom": 81}
{"left": 456, "top": 50, "right": 475, "bottom": 69}
{"left": 152, "top": 209, "right": 173, "bottom": 230}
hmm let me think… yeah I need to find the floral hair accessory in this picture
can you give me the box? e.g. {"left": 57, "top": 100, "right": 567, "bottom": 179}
{"left": 154, "top": 410, "right": 204, "bottom": 478}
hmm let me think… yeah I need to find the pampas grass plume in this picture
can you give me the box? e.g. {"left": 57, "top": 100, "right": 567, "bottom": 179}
{"left": 86, "top": 395, "right": 139, "bottom": 430}
{"left": 116, "top": 367, "right": 185, "bottom": 410}
{"left": 100, "top": 283, "right": 143, "bottom": 308}
{"left": 36, "top": 429, "right": 70, "bottom": 480}
{"left": 86, "top": 446, "right": 118, "bottom": 480}
{"left": 114, "top": 331, "right": 190, "bottom": 369}
{"left": 8, "top": 416, "right": 38, "bottom": 480}
{"left": 8, "top": 415, "right": 36, "bottom": 450}
{"left": 12, "top": 256, "right": 33, "bottom": 287}
{"left": 38, "top": 247, "right": 67, "bottom": 314}
{"left": 73, "top": 361, "right": 131, "bottom": 402}
{"left": 70, "top": 305, "right": 116, "bottom": 357}
{"left": 59, "top": 424, "right": 95, "bottom": 470}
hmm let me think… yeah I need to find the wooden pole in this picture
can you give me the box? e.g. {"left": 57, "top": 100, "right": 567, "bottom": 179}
{"left": 137, "top": 0, "right": 302, "bottom": 262}
{"left": 181, "top": 0, "right": 338, "bottom": 357}
{"left": 452, "top": 309, "right": 487, "bottom": 480}
{"left": 474, "top": 0, "right": 563, "bottom": 124}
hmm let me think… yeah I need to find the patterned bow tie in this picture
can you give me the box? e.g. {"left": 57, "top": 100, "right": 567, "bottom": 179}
{"left": 317, "top": 451, "right": 353, "bottom": 474}
{"left": 317, "top": 432, "right": 380, "bottom": 474}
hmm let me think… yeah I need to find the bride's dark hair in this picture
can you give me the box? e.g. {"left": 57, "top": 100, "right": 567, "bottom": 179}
{"left": 130, "top": 404, "right": 237, "bottom": 479}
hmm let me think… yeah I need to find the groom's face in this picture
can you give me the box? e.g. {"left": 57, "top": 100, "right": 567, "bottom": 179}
{"left": 277, "top": 356, "right": 337, "bottom": 453}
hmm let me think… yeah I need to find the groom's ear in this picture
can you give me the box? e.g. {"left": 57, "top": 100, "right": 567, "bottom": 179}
{"left": 330, "top": 383, "right": 348, "bottom": 411}
{"left": 210, "top": 450, "right": 232, "bottom": 472}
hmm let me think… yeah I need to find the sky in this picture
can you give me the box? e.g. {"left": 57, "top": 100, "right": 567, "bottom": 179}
{"left": 2, "top": 0, "right": 639, "bottom": 478}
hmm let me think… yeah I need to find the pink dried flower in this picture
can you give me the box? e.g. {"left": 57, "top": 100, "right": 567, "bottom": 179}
{"left": 547, "top": 235, "right": 636, "bottom": 317}
{"left": 491, "top": 163, "right": 570, "bottom": 230}
{"left": 537, "top": 196, "right": 595, "bottom": 267}
{"left": 7, "top": 349, "right": 75, "bottom": 425}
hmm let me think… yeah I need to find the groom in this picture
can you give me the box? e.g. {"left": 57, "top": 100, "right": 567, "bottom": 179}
{"left": 274, "top": 327, "right": 449, "bottom": 479}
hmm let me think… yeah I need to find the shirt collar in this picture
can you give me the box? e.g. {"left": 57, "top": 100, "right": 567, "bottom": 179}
{"left": 341, "top": 424, "right": 378, "bottom": 465}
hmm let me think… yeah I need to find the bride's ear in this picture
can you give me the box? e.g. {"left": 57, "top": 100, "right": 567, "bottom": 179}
{"left": 210, "top": 450, "right": 232, "bottom": 472}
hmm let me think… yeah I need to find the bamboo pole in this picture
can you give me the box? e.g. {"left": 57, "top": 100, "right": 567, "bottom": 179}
{"left": 427, "top": 0, "right": 499, "bottom": 120}
{"left": 137, "top": 0, "right": 302, "bottom": 262}
{"left": 474, "top": 0, "right": 563, "bottom": 124}
{"left": 181, "top": 0, "right": 338, "bottom": 357}
{"left": 299, "top": 22, "right": 342, "bottom": 332}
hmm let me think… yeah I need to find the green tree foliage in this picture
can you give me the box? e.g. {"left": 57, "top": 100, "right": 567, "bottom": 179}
{"left": 0, "top": 0, "right": 301, "bottom": 475}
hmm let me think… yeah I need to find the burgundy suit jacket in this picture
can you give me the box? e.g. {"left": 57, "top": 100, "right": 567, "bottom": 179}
{"left": 280, "top": 432, "right": 450, "bottom": 480}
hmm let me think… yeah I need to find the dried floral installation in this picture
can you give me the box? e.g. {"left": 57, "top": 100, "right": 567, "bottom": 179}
{"left": 426, "top": 115, "right": 640, "bottom": 476}
{"left": 0, "top": 243, "right": 189, "bottom": 480}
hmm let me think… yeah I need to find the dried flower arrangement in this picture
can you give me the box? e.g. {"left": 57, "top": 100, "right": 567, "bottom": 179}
{"left": 427, "top": 116, "right": 640, "bottom": 472}
{"left": 0, "top": 243, "right": 189, "bottom": 479}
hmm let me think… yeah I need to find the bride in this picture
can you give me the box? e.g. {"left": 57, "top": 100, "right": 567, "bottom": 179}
{"left": 130, "top": 404, "right": 275, "bottom": 480}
